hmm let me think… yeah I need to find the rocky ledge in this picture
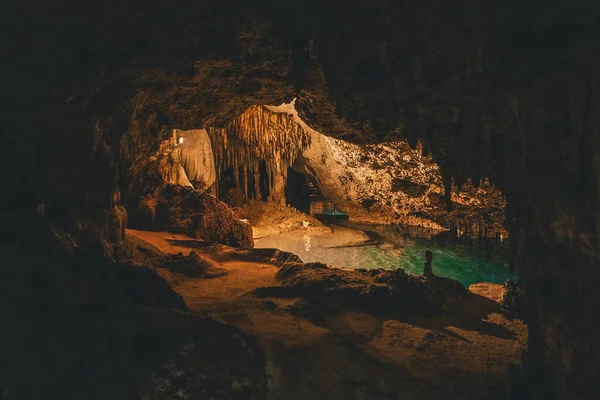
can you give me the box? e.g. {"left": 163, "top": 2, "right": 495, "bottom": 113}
{"left": 248, "top": 259, "right": 467, "bottom": 317}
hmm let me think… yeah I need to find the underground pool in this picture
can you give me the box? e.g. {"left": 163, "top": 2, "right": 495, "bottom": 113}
{"left": 254, "top": 225, "right": 518, "bottom": 288}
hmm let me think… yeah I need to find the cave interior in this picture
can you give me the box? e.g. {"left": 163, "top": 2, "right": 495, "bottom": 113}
{"left": 2, "top": 0, "right": 600, "bottom": 399}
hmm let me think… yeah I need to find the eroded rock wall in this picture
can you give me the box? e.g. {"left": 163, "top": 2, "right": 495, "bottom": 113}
{"left": 6, "top": 1, "right": 600, "bottom": 398}
{"left": 267, "top": 101, "right": 505, "bottom": 233}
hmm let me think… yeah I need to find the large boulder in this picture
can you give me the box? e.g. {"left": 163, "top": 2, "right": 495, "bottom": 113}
{"left": 134, "top": 185, "right": 254, "bottom": 248}
{"left": 273, "top": 262, "right": 466, "bottom": 314}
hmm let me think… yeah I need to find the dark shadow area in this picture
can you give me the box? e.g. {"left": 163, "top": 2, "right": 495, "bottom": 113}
{"left": 249, "top": 282, "right": 515, "bottom": 399}
{"left": 259, "top": 160, "right": 270, "bottom": 201}
{"left": 325, "top": 240, "right": 382, "bottom": 249}
{"left": 0, "top": 215, "right": 267, "bottom": 399}
{"left": 249, "top": 282, "right": 514, "bottom": 340}
{"left": 246, "top": 168, "right": 257, "bottom": 200}
{"left": 400, "top": 293, "right": 515, "bottom": 340}
{"left": 166, "top": 238, "right": 215, "bottom": 249}
{"left": 217, "top": 168, "right": 237, "bottom": 202}
{"left": 285, "top": 167, "right": 310, "bottom": 213}
{"left": 267, "top": 330, "right": 429, "bottom": 400}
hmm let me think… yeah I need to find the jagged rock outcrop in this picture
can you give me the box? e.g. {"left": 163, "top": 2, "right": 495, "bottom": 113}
{"left": 133, "top": 185, "right": 253, "bottom": 248}
{"left": 268, "top": 101, "right": 506, "bottom": 233}
{"left": 234, "top": 247, "right": 303, "bottom": 268}
{"left": 273, "top": 262, "right": 466, "bottom": 314}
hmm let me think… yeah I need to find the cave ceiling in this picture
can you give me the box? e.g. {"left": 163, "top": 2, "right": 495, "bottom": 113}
{"left": 3, "top": 0, "right": 599, "bottom": 208}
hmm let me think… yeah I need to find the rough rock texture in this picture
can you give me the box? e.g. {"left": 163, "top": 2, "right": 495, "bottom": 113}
{"left": 469, "top": 282, "right": 506, "bottom": 305}
{"left": 126, "top": 234, "right": 227, "bottom": 278}
{"left": 103, "top": 205, "right": 128, "bottom": 243}
{"left": 6, "top": 1, "right": 600, "bottom": 398}
{"left": 502, "top": 280, "right": 525, "bottom": 320}
{"left": 0, "top": 217, "right": 267, "bottom": 400}
{"left": 268, "top": 101, "right": 505, "bottom": 232}
{"left": 234, "top": 247, "right": 303, "bottom": 268}
{"left": 133, "top": 184, "right": 254, "bottom": 248}
{"left": 237, "top": 200, "right": 331, "bottom": 238}
{"left": 135, "top": 129, "right": 215, "bottom": 191}
{"left": 272, "top": 262, "right": 467, "bottom": 314}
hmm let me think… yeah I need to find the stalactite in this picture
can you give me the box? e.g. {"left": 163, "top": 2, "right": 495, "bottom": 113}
{"left": 207, "top": 105, "right": 312, "bottom": 201}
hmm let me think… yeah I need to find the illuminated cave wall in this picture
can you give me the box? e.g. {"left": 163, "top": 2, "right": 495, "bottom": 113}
{"left": 266, "top": 101, "right": 506, "bottom": 234}
{"left": 146, "top": 101, "right": 504, "bottom": 235}
{"left": 176, "top": 129, "right": 217, "bottom": 191}
{"left": 143, "top": 129, "right": 216, "bottom": 190}
{"left": 207, "top": 105, "right": 311, "bottom": 205}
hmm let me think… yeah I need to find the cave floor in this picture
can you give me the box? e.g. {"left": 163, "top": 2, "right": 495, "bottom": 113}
{"left": 127, "top": 229, "right": 527, "bottom": 400}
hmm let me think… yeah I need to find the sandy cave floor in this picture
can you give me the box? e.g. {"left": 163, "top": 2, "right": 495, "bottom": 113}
{"left": 127, "top": 229, "right": 527, "bottom": 400}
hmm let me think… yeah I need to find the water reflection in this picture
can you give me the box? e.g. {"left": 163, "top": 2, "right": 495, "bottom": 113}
{"left": 303, "top": 233, "right": 311, "bottom": 252}
{"left": 255, "top": 224, "right": 518, "bottom": 288}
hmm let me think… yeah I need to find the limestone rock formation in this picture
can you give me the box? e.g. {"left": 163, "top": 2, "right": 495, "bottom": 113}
{"left": 175, "top": 129, "right": 217, "bottom": 191}
{"left": 233, "top": 247, "right": 303, "bottom": 268}
{"left": 268, "top": 101, "right": 505, "bottom": 233}
{"left": 102, "top": 205, "right": 128, "bottom": 243}
{"left": 6, "top": 1, "right": 600, "bottom": 398}
{"left": 136, "top": 185, "right": 253, "bottom": 248}
{"left": 274, "top": 262, "right": 467, "bottom": 314}
{"left": 142, "top": 129, "right": 217, "bottom": 191}
{"left": 208, "top": 105, "right": 312, "bottom": 204}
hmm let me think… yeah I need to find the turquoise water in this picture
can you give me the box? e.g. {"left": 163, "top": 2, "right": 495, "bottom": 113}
{"left": 321, "top": 211, "right": 348, "bottom": 216}
{"left": 254, "top": 226, "right": 517, "bottom": 288}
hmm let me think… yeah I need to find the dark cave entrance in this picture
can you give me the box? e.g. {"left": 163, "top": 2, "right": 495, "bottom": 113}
{"left": 217, "top": 168, "right": 237, "bottom": 203}
{"left": 285, "top": 167, "right": 310, "bottom": 213}
{"left": 217, "top": 161, "right": 272, "bottom": 206}
{"left": 259, "top": 161, "right": 270, "bottom": 201}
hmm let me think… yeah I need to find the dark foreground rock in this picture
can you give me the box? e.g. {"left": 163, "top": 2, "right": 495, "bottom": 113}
{"left": 131, "top": 184, "right": 254, "bottom": 248}
{"left": 502, "top": 279, "right": 524, "bottom": 320}
{"left": 231, "top": 247, "right": 303, "bottom": 267}
{"left": 0, "top": 218, "right": 267, "bottom": 400}
{"left": 126, "top": 234, "right": 228, "bottom": 278}
{"left": 270, "top": 262, "right": 467, "bottom": 315}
